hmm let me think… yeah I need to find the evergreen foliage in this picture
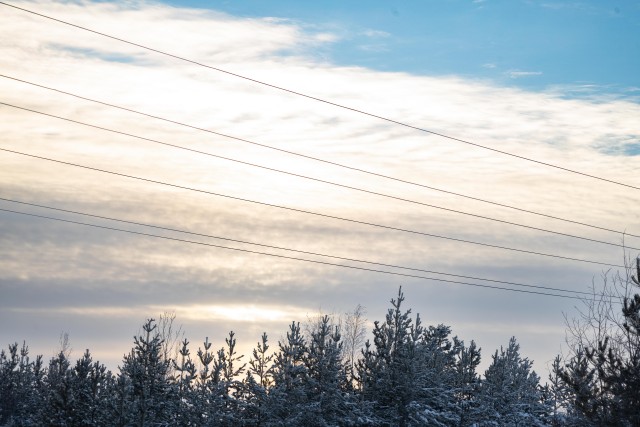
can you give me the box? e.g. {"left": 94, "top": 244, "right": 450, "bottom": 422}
{"left": 1, "top": 287, "right": 588, "bottom": 426}
{"left": 479, "top": 337, "right": 547, "bottom": 426}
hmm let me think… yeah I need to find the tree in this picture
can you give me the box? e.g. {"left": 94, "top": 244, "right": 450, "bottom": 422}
{"left": 217, "top": 331, "right": 247, "bottom": 425}
{"left": 242, "top": 332, "right": 273, "bottom": 426}
{"left": 412, "top": 324, "right": 464, "bottom": 426}
{"left": 357, "top": 287, "right": 423, "bottom": 426}
{"left": 120, "top": 318, "right": 173, "bottom": 426}
{"left": 343, "top": 304, "right": 368, "bottom": 386}
{"left": 543, "top": 355, "right": 573, "bottom": 426}
{"left": 303, "top": 315, "right": 351, "bottom": 425}
{"left": 173, "top": 338, "right": 198, "bottom": 425}
{"left": 480, "top": 337, "right": 548, "bottom": 426}
{"left": 0, "top": 342, "right": 45, "bottom": 425}
{"left": 267, "top": 321, "right": 309, "bottom": 425}
{"left": 559, "top": 256, "right": 640, "bottom": 426}
{"left": 158, "top": 311, "right": 184, "bottom": 376}
{"left": 453, "top": 339, "right": 482, "bottom": 426}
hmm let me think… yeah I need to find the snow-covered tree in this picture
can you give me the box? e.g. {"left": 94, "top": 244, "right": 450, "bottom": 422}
{"left": 69, "top": 350, "right": 113, "bottom": 425}
{"left": 480, "top": 337, "right": 548, "bottom": 426}
{"left": 44, "top": 350, "right": 75, "bottom": 425}
{"left": 409, "top": 324, "right": 464, "bottom": 426}
{"left": 454, "top": 339, "right": 482, "bottom": 426}
{"left": 0, "top": 290, "right": 569, "bottom": 426}
{"left": 241, "top": 332, "right": 273, "bottom": 426}
{"left": 0, "top": 342, "right": 45, "bottom": 425}
{"left": 267, "top": 321, "right": 310, "bottom": 425}
{"left": 303, "top": 315, "right": 351, "bottom": 425}
{"left": 217, "top": 331, "right": 247, "bottom": 425}
{"left": 120, "top": 318, "right": 173, "bottom": 426}
{"left": 357, "top": 287, "right": 423, "bottom": 426}
{"left": 172, "top": 338, "right": 198, "bottom": 425}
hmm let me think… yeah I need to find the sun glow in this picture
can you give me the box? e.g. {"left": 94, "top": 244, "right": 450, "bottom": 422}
{"left": 167, "top": 304, "right": 309, "bottom": 323}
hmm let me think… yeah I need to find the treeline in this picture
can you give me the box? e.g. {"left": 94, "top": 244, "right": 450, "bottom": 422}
{"left": 1, "top": 277, "right": 639, "bottom": 426}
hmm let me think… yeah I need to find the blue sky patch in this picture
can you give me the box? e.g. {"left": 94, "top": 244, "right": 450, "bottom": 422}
{"left": 163, "top": 0, "right": 640, "bottom": 98}
{"left": 51, "top": 44, "right": 139, "bottom": 64}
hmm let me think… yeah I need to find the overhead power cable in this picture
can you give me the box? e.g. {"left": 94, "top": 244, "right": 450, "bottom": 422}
{"left": 0, "top": 196, "right": 598, "bottom": 297}
{"left": 0, "top": 147, "right": 625, "bottom": 269}
{"left": 1, "top": 1, "right": 638, "bottom": 191}
{"left": 1, "top": 75, "right": 637, "bottom": 241}
{"left": 2, "top": 101, "right": 635, "bottom": 252}
{"left": 0, "top": 206, "right": 590, "bottom": 301}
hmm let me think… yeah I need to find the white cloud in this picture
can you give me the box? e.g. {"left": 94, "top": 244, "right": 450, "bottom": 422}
{"left": 362, "top": 29, "right": 391, "bottom": 38}
{"left": 1, "top": 0, "right": 638, "bottom": 375}
{"left": 505, "top": 69, "right": 544, "bottom": 78}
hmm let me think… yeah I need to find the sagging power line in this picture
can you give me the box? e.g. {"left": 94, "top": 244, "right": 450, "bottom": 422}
{"left": 0, "top": 196, "right": 599, "bottom": 296}
{"left": 1, "top": 1, "right": 638, "bottom": 190}
{"left": 1, "top": 75, "right": 638, "bottom": 240}
{"left": 1, "top": 101, "right": 636, "bottom": 251}
{"left": 0, "top": 147, "right": 626, "bottom": 269}
{"left": 0, "top": 206, "right": 591, "bottom": 301}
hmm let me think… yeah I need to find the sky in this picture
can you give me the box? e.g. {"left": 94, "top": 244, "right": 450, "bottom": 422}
{"left": 1, "top": 0, "right": 640, "bottom": 377}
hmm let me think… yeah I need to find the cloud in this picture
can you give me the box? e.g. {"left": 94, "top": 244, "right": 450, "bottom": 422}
{"left": 505, "top": 69, "right": 543, "bottom": 78}
{"left": 362, "top": 29, "right": 391, "bottom": 38}
{"left": 1, "top": 0, "right": 639, "bottom": 375}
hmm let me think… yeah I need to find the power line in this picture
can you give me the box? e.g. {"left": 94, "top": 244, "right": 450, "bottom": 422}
{"left": 0, "top": 147, "right": 625, "bottom": 268}
{"left": 3, "top": 101, "right": 636, "bottom": 252}
{"left": 0, "top": 196, "right": 598, "bottom": 297}
{"left": 0, "top": 206, "right": 590, "bottom": 301}
{"left": 2, "top": 76, "right": 637, "bottom": 240}
{"left": 1, "top": 1, "right": 638, "bottom": 191}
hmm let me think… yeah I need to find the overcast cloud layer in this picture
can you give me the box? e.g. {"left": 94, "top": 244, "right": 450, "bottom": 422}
{"left": 1, "top": 0, "right": 639, "bottom": 374}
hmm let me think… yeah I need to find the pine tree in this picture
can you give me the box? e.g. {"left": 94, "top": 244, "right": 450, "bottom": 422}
{"left": 357, "top": 287, "right": 422, "bottom": 426}
{"left": 172, "top": 338, "right": 197, "bottom": 426}
{"left": 242, "top": 332, "right": 273, "bottom": 426}
{"left": 68, "top": 349, "right": 113, "bottom": 426}
{"left": 44, "top": 350, "right": 75, "bottom": 426}
{"left": 0, "top": 342, "right": 45, "bottom": 425}
{"left": 454, "top": 339, "right": 482, "bottom": 426}
{"left": 480, "top": 337, "right": 548, "bottom": 426}
{"left": 120, "top": 318, "right": 173, "bottom": 426}
{"left": 110, "top": 370, "right": 135, "bottom": 426}
{"left": 268, "top": 321, "right": 309, "bottom": 425}
{"left": 193, "top": 336, "right": 223, "bottom": 425}
{"left": 303, "top": 315, "right": 351, "bottom": 425}
{"left": 542, "top": 355, "right": 574, "bottom": 427}
{"left": 218, "top": 331, "right": 247, "bottom": 426}
{"left": 410, "top": 324, "right": 464, "bottom": 426}
{"left": 559, "top": 345, "right": 614, "bottom": 426}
